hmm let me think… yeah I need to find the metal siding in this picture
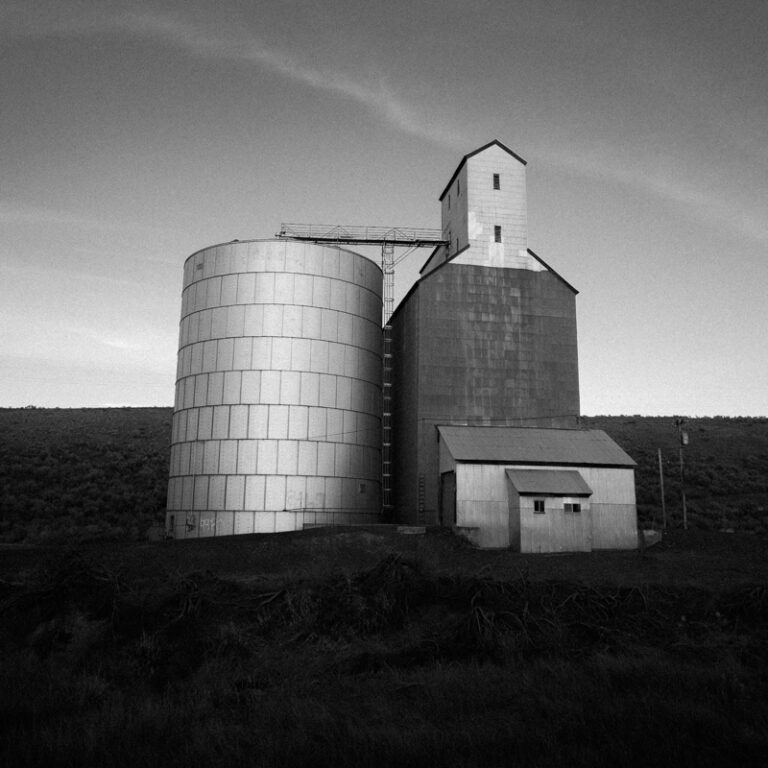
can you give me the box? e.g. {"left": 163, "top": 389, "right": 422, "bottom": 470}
{"left": 505, "top": 475, "right": 522, "bottom": 551}
{"left": 578, "top": 466, "right": 637, "bottom": 549}
{"left": 520, "top": 499, "right": 592, "bottom": 553}
{"left": 390, "top": 262, "right": 580, "bottom": 521}
{"left": 455, "top": 464, "right": 509, "bottom": 548}
{"left": 463, "top": 144, "right": 528, "bottom": 264}
{"left": 451, "top": 461, "right": 636, "bottom": 551}
{"left": 167, "top": 240, "right": 381, "bottom": 536}
{"left": 390, "top": 286, "right": 421, "bottom": 522}
{"left": 234, "top": 511, "right": 256, "bottom": 534}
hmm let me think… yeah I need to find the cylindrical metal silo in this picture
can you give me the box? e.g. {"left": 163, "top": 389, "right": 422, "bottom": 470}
{"left": 166, "top": 239, "right": 382, "bottom": 537}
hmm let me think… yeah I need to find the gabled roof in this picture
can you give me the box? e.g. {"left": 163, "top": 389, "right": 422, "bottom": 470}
{"left": 526, "top": 249, "right": 578, "bottom": 294}
{"left": 390, "top": 246, "right": 579, "bottom": 327}
{"left": 506, "top": 468, "right": 593, "bottom": 496}
{"left": 415, "top": 246, "right": 578, "bottom": 292}
{"left": 439, "top": 140, "right": 527, "bottom": 201}
{"left": 439, "top": 426, "right": 636, "bottom": 467}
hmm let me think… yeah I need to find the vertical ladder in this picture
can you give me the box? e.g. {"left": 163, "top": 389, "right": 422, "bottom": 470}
{"left": 381, "top": 242, "right": 395, "bottom": 519}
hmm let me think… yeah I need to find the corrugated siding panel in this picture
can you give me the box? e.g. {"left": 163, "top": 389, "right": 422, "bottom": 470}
{"left": 454, "top": 462, "right": 636, "bottom": 551}
{"left": 168, "top": 240, "right": 383, "bottom": 538}
{"left": 520, "top": 500, "right": 592, "bottom": 553}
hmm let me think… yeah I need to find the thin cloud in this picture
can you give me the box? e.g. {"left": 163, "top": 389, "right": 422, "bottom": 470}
{"left": 0, "top": 202, "right": 109, "bottom": 228}
{"left": 0, "top": 200, "right": 167, "bottom": 235}
{"left": 544, "top": 150, "right": 768, "bottom": 248}
{"left": 0, "top": 259, "right": 169, "bottom": 298}
{"left": 61, "top": 324, "right": 149, "bottom": 352}
{"left": 3, "top": 4, "right": 465, "bottom": 149}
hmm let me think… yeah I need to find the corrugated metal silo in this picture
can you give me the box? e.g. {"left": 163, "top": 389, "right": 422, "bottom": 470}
{"left": 166, "top": 239, "right": 382, "bottom": 537}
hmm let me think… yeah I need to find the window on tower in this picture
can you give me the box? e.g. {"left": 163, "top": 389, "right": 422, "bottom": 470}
{"left": 494, "top": 225, "right": 502, "bottom": 243}
{"left": 493, "top": 173, "right": 500, "bottom": 190}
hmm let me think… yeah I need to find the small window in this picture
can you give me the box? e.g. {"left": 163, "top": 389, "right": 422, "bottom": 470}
{"left": 457, "top": 178, "right": 461, "bottom": 195}
{"left": 534, "top": 499, "right": 545, "bottom": 514}
{"left": 494, "top": 225, "right": 502, "bottom": 243}
{"left": 493, "top": 173, "right": 500, "bottom": 190}
{"left": 456, "top": 238, "right": 459, "bottom": 252}
{"left": 448, "top": 194, "right": 451, "bottom": 210}
{"left": 564, "top": 503, "right": 582, "bottom": 513}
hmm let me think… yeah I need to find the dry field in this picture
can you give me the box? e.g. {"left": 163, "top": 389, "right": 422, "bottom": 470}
{"left": 1, "top": 527, "right": 767, "bottom": 767}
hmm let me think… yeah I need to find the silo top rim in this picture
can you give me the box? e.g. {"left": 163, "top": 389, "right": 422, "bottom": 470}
{"left": 438, "top": 139, "right": 527, "bottom": 202}
{"left": 183, "top": 238, "right": 381, "bottom": 272}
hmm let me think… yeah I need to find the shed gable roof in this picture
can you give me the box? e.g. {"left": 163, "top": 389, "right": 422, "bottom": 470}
{"left": 439, "top": 426, "right": 636, "bottom": 467}
{"left": 506, "top": 468, "right": 593, "bottom": 496}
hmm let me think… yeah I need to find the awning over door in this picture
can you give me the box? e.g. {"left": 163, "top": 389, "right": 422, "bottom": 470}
{"left": 505, "top": 468, "right": 592, "bottom": 497}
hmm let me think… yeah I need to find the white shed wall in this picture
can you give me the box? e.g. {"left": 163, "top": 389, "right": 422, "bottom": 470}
{"left": 454, "top": 462, "right": 637, "bottom": 550}
{"left": 455, "top": 463, "right": 510, "bottom": 548}
{"left": 516, "top": 497, "right": 592, "bottom": 554}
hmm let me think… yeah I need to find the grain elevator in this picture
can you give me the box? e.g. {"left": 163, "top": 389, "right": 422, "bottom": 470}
{"left": 167, "top": 140, "right": 638, "bottom": 550}
{"left": 389, "top": 141, "right": 581, "bottom": 525}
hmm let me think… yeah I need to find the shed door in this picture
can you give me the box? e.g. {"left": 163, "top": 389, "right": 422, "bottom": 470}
{"left": 440, "top": 471, "right": 456, "bottom": 526}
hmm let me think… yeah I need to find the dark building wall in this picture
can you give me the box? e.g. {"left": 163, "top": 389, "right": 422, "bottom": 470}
{"left": 389, "top": 283, "right": 422, "bottom": 522}
{"left": 390, "top": 262, "right": 580, "bottom": 524}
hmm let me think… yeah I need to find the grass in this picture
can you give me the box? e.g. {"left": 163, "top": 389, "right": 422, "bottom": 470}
{"left": 4, "top": 652, "right": 764, "bottom": 767}
{"left": 582, "top": 415, "right": 768, "bottom": 531}
{"left": 2, "top": 533, "right": 768, "bottom": 767}
{"left": 0, "top": 408, "right": 766, "bottom": 762}
{"left": 0, "top": 409, "right": 766, "bottom": 543}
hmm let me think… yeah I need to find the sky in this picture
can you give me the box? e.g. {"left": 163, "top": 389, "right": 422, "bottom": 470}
{"left": 2, "top": 0, "right": 766, "bottom": 415}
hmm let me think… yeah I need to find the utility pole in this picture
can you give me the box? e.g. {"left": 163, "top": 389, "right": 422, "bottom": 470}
{"left": 657, "top": 448, "right": 667, "bottom": 530}
{"left": 675, "top": 417, "right": 688, "bottom": 530}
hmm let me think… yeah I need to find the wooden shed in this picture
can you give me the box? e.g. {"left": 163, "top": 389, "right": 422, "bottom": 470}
{"left": 437, "top": 426, "right": 637, "bottom": 551}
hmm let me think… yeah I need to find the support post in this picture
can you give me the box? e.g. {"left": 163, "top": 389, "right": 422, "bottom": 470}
{"left": 657, "top": 447, "right": 667, "bottom": 530}
{"left": 675, "top": 417, "right": 688, "bottom": 530}
{"left": 679, "top": 446, "right": 687, "bottom": 530}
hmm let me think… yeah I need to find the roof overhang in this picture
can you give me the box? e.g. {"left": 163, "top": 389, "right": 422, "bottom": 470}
{"left": 438, "top": 425, "right": 636, "bottom": 467}
{"left": 506, "top": 468, "right": 593, "bottom": 497}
